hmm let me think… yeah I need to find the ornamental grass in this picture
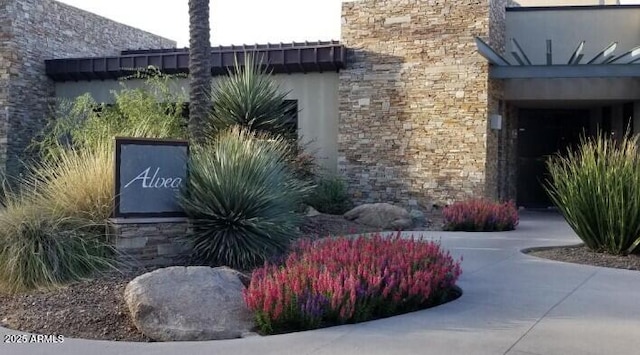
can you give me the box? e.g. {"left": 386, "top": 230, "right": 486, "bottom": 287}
{"left": 546, "top": 133, "right": 640, "bottom": 255}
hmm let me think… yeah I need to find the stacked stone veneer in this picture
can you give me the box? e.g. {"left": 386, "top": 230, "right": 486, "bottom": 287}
{"left": 0, "top": 0, "right": 175, "bottom": 178}
{"left": 111, "top": 218, "right": 191, "bottom": 269}
{"left": 339, "top": 0, "right": 510, "bottom": 208}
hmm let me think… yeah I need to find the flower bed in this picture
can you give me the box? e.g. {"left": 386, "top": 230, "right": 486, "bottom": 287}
{"left": 243, "top": 234, "right": 462, "bottom": 334}
{"left": 443, "top": 199, "right": 518, "bottom": 232}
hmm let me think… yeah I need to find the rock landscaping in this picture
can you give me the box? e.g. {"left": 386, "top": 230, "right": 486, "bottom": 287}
{"left": 526, "top": 245, "right": 640, "bottom": 272}
{"left": 0, "top": 213, "right": 442, "bottom": 342}
{"left": 124, "top": 266, "right": 253, "bottom": 341}
{"left": 344, "top": 203, "right": 414, "bottom": 230}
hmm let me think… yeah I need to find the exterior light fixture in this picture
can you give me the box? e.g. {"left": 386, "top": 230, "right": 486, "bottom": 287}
{"left": 490, "top": 114, "right": 502, "bottom": 130}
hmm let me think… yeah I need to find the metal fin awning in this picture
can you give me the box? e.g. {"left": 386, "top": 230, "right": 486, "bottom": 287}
{"left": 475, "top": 37, "right": 640, "bottom": 79}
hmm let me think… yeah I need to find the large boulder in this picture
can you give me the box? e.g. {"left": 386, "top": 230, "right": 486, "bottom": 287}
{"left": 410, "top": 209, "right": 427, "bottom": 228}
{"left": 344, "top": 203, "right": 413, "bottom": 230}
{"left": 124, "top": 266, "right": 254, "bottom": 341}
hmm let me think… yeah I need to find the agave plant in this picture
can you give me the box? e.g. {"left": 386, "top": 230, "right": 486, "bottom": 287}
{"left": 179, "top": 127, "right": 312, "bottom": 270}
{"left": 545, "top": 133, "right": 640, "bottom": 255}
{"left": 206, "top": 55, "right": 297, "bottom": 138}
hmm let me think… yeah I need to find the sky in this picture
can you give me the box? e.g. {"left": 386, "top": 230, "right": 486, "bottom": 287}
{"left": 56, "top": 0, "right": 640, "bottom": 48}
{"left": 56, "top": 0, "right": 344, "bottom": 47}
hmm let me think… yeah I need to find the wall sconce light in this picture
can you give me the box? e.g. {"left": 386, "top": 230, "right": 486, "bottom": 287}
{"left": 490, "top": 114, "right": 502, "bottom": 130}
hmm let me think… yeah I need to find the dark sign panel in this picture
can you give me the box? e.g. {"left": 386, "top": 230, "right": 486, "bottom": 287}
{"left": 114, "top": 138, "right": 189, "bottom": 218}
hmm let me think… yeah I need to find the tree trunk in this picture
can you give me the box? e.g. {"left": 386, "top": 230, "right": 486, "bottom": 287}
{"left": 188, "top": 0, "right": 211, "bottom": 143}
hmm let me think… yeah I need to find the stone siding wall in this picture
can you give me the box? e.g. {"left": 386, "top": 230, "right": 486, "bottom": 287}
{"left": 0, "top": 0, "right": 175, "bottom": 177}
{"left": 486, "top": 0, "right": 509, "bottom": 201}
{"left": 0, "top": 2, "right": 13, "bottom": 170}
{"left": 111, "top": 219, "right": 191, "bottom": 269}
{"left": 339, "top": 0, "right": 508, "bottom": 208}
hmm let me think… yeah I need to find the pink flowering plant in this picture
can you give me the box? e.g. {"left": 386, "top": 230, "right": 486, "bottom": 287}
{"left": 443, "top": 199, "right": 518, "bottom": 232}
{"left": 243, "top": 234, "right": 462, "bottom": 334}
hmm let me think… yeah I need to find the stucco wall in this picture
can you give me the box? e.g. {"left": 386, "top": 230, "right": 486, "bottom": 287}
{"left": 0, "top": 0, "right": 175, "bottom": 177}
{"left": 506, "top": 6, "right": 640, "bottom": 65}
{"left": 54, "top": 73, "right": 340, "bottom": 173}
{"left": 338, "top": 0, "right": 507, "bottom": 208}
{"left": 505, "top": 78, "right": 640, "bottom": 101}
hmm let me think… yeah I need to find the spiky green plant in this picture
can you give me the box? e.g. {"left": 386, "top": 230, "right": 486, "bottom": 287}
{"left": 0, "top": 200, "right": 118, "bottom": 294}
{"left": 306, "top": 174, "right": 353, "bottom": 215}
{"left": 545, "top": 133, "right": 640, "bottom": 255}
{"left": 179, "top": 127, "right": 312, "bottom": 270}
{"left": 206, "top": 55, "right": 297, "bottom": 138}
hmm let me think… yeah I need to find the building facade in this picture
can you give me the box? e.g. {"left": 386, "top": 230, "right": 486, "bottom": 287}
{"left": 10, "top": 0, "right": 640, "bottom": 210}
{"left": 0, "top": 0, "right": 175, "bottom": 178}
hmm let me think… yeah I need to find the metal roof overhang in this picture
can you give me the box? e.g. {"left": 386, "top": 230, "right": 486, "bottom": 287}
{"left": 45, "top": 40, "right": 346, "bottom": 82}
{"left": 476, "top": 37, "right": 640, "bottom": 79}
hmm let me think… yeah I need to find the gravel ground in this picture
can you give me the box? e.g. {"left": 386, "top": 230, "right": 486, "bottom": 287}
{"left": 526, "top": 245, "right": 640, "bottom": 272}
{"left": 0, "top": 212, "right": 444, "bottom": 342}
{"left": 3, "top": 224, "right": 627, "bottom": 343}
{"left": 0, "top": 271, "right": 149, "bottom": 342}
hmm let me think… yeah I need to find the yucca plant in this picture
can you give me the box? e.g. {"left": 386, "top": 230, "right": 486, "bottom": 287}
{"left": 206, "top": 55, "right": 297, "bottom": 138}
{"left": 306, "top": 175, "right": 353, "bottom": 215}
{"left": 545, "top": 133, "right": 640, "bottom": 255}
{"left": 0, "top": 200, "right": 118, "bottom": 294}
{"left": 179, "top": 127, "right": 312, "bottom": 270}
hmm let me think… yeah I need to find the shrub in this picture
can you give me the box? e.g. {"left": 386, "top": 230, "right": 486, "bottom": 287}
{"left": 546, "top": 134, "right": 640, "bottom": 255}
{"left": 443, "top": 199, "right": 518, "bottom": 232}
{"left": 288, "top": 139, "right": 319, "bottom": 183}
{"left": 0, "top": 201, "right": 117, "bottom": 294}
{"left": 306, "top": 175, "right": 352, "bottom": 215}
{"left": 36, "top": 72, "right": 187, "bottom": 161}
{"left": 243, "top": 234, "right": 462, "bottom": 334}
{"left": 28, "top": 73, "right": 187, "bottom": 223}
{"left": 179, "top": 127, "right": 312, "bottom": 270}
{"left": 206, "top": 55, "right": 297, "bottom": 138}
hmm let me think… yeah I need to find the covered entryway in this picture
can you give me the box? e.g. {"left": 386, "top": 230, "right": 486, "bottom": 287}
{"left": 475, "top": 8, "right": 640, "bottom": 207}
{"left": 474, "top": 4, "right": 640, "bottom": 207}
{"left": 517, "top": 109, "right": 591, "bottom": 207}
{"left": 515, "top": 104, "right": 637, "bottom": 207}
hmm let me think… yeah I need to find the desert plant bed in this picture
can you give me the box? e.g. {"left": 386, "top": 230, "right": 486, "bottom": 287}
{"left": 244, "top": 234, "right": 462, "bottom": 335}
{"left": 525, "top": 245, "right": 640, "bottom": 272}
{"left": 0, "top": 214, "right": 429, "bottom": 342}
{"left": 443, "top": 199, "right": 518, "bottom": 232}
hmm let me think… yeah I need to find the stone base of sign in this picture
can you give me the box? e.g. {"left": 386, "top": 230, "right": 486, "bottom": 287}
{"left": 110, "top": 217, "right": 192, "bottom": 269}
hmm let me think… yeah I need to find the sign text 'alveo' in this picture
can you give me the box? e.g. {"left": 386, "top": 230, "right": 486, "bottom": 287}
{"left": 114, "top": 138, "right": 189, "bottom": 218}
{"left": 123, "top": 167, "right": 183, "bottom": 190}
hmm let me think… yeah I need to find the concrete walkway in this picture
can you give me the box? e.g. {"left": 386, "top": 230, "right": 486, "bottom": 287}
{"left": 3, "top": 211, "right": 640, "bottom": 355}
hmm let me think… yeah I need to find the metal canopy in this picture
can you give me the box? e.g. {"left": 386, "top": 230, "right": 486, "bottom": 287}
{"left": 475, "top": 37, "right": 640, "bottom": 79}
{"left": 46, "top": 41, "right": 346, "bottom": 82}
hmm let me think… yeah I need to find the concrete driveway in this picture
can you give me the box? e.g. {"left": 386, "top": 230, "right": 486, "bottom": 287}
{"left": 2, "top": 211, "right": 639, "bottom": 355}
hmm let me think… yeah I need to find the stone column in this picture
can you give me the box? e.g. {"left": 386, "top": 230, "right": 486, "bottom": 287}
{"left": 339, "top": 0, "right": 508, "bottom": 208}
